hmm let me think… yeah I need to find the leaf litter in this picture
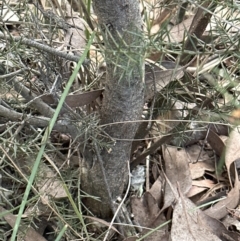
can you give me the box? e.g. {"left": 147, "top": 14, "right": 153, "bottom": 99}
{"left": 130, "top": 124, "right": 240, "bottom": 239}
{"left": 1, "top": 0, "right": 240, "bottom": 240}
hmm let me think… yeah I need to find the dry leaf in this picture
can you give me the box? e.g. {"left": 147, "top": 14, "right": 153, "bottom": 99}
{"left": 163, "top": 16, "right": 194, "bottom": 43}
{"left": 143, "top": 227, "right": 169, "bottom": 241}
{"left": 192, "top": 180, "right": 215, "bottom": 189}
{"left": 131, "top": 192, "right": 160, "bottom": 228}
{"left": 40, "top": 89, "right": 103, "bottom": 108}
{"left": 17, "top": 155, "right": 67, "bottom": 204}
{"left": 131, "top": 191, "right": 168, "bottom": 241}
{"left": 187, "top": 186, "right": 207, "bottom": 198}
{"left": 64, "top": 16, "right": 86, "bottom": 55}
{"left": 222, "top": 215, "right": 240, "bottom": 232}
{"left": 85, "top": 216, "right": 120, "bottom": 234}
{"left": 161, "top": 145, "right": 192, "bottom": 210}
{"left": 171, "top": 193, "right": 221, "bottom": 241}
{"left": 225, "top": 127, "right": 240, "bottom": 186}
{"left": 204, "top": 168, "right": 240, "bottom": 220}
{"left": 145, "top": 61, "right": 184, "bottom": 100}
{"left": 148, "top": 177, "right": 162, "bottom": 203}
{"left": 198, "top": 204, "right": 240, "bottom": 240}
{"left": 63, "top": 1, "right": 86, "bottom": 56}
{"left": 189, "top": 160, "right": 215, "bottom": 179}
{"left": 186, "top": 144, "right": 210, "bottom": 162}
{"left": 36, "top": 162, "right": 67, "bottom": 204}
{"left": 207, "top": 6, "right": 240, "bottom": 33}
{"left": 0, "top": 207, "right": 47, "bottom": 241}
{"left": 171, "top": 191, "right": 240, "bottom": 240}
{"left": 207, "top": 130, "right": 225, "bottom": 156}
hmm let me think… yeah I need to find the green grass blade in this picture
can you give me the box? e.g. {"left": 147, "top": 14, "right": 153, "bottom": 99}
{"left": 11, "top": 32, "right": 95, "bottom": 241}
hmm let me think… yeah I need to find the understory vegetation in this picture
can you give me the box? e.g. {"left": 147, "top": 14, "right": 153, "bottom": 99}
{"left": 1, "top": 0, "right": 240, "bottom": 240}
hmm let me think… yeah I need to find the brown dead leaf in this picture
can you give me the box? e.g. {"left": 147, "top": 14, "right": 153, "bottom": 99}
{"left": 192, "top": 180, "right": 216, "bottom": 189}
{"left": 151, "top": 162, "right": 160, "bottom": 181}
{"left": 198, "top": 183, "right": 227, "bottom": 204}
{"left": 131, "top": 191, "right": 170, "bottom": 241}
{"left": 222, "top": 215, "right": 240, "bottom": 232}
{"left": 229, "top": 109, "right": 240, "bottom": 125}
{"left": 171, "top": 191, "right": 240, "bottom": 240}
{"left": 187, "top": 179, "right": 216, "bottom": 198}
{"left": 189, "top": 160, "right": 215, "bottom": 179}
{"left": 198, "top": 204, "right": 240, "bottom": 240}
{"left": 17, "top": 156, "right": 67, "bottom": 204}
{"left": 145, "top": 61, "right": 184, "bottom": 100}
{"left": 219, "top": 135, "right": 228, "bottom": 144}
{"left": 171, "top": 192, "right": 221, "bottom": 241}
{"left": 225, "top": 127, "right": 240, "bottom": 186}
{"left": 186, "top": 144, "right": 211, "bottom": 162}
{"left": 151, "top": 6, "right": 178, "bottom": 35}
{"left": 207, "top": 130, "right": 225, "bottom": 156}
{"left": 143, "top": 228, "right": 169, "bottom": 241}
{"left": 40, "top": 89, "right": 103, "bottom": 108}
{"left": 204, "top": 168, "right": 240, "bottom": 220}
{"left": 64, "top": 12, "right": 86, "bottom": 56}
{"left": 187, "top": 186, "right": 207, "bottom": 198}
{"left": 180, "top": 1, "right": 217, "bottom": 65}
{"left": 36, "top": 162, "right": 67, "bottom": 204}
{"left": 148, "top": 177, "right": 162, "bottom": 204}
{"left": 0, "top": 207, "right": 47, "bottom": 241}
{"left": 131, "top": 192, "right": 160, "bottom": 228}
{"left": 23, "top": 201, "right": 51, "bottom": 217}
{"left": 189, "top": 164, "right": 204, "bottom": 179}
{"left": 85, "top": 216, "right": 120, "bottom": 234}
{"left": 208, "top": 6, "right": 240, "bottom": 33}
{"left": 161, "top": 146, "right": 192, "bottom": 210}
{"left": 163, "top": 16, "right": 194, "bottom": 43}
{"left": 123, "top": 234, "right": 169, "bottom": 241}
{"left": 64, "top": 22, "right": 85, "bottom": 54}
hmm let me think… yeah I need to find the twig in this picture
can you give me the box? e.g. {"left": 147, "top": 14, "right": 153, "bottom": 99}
{"left": 131, "top": 99, "right": 214, "bottom": 169}
{"left": 0, "top": 69, "right": 26, "bottom": 79}
{"left": 146, "top": 141, "right": 151, "bottom": 191}
{"left": 32, "top": 1, "right": 84, "bottom": 31}
{"left": 0, "top": 104, "right": 50, "bottom": 126}
{"left": 180, "top": 1, "right": 217, "bottom": 65}
{"left": 5, "top": 73, "right": 55, "bottom": 118}
{"left": 0, "top": 32, "right": 89, "bottom": 64}
{"left": 0, "top": 104, "right": 84, "bottom": 142}
{"left": 131, "top": 134, "right": 173, "bottom": 169}
{"left": 146, "top": 63, "right": 156, "bottom": 130}
{"left": 195, "top": 125, "right": 210, "bottom": 163}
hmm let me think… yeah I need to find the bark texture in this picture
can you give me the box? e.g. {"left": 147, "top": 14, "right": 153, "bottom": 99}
{"left": 81, "top": 0, "right": 145, "bottom": 218}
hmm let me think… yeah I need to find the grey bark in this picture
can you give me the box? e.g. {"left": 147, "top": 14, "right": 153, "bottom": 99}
{"left": 81, "top": 0, "right": 145, "bottom": 218}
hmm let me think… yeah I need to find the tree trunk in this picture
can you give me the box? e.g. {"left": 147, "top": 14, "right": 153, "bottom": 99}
{"left": 81, "top": 0, "right": 145, "bottom": 219}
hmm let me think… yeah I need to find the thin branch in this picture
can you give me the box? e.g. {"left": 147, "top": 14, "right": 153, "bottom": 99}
{"left": 6, "top": 74, "right": 55, "bottom": 118}
{"left": 146, "top": 63, "right": 156, "bottom": 130}
{"left": 0, "top": 104, "right": 50, "bottom": 127}
{"left": 32, "top": 1, "right": 84, "bottom": 31}
{"left": 0, "top": 32, "right": 89, "bottom": 64}
{"left": 0, "top": 69, "right": 26, "bottom": 79}
{"left": 0, "top": 104, "right": 84, "bottom": 142}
